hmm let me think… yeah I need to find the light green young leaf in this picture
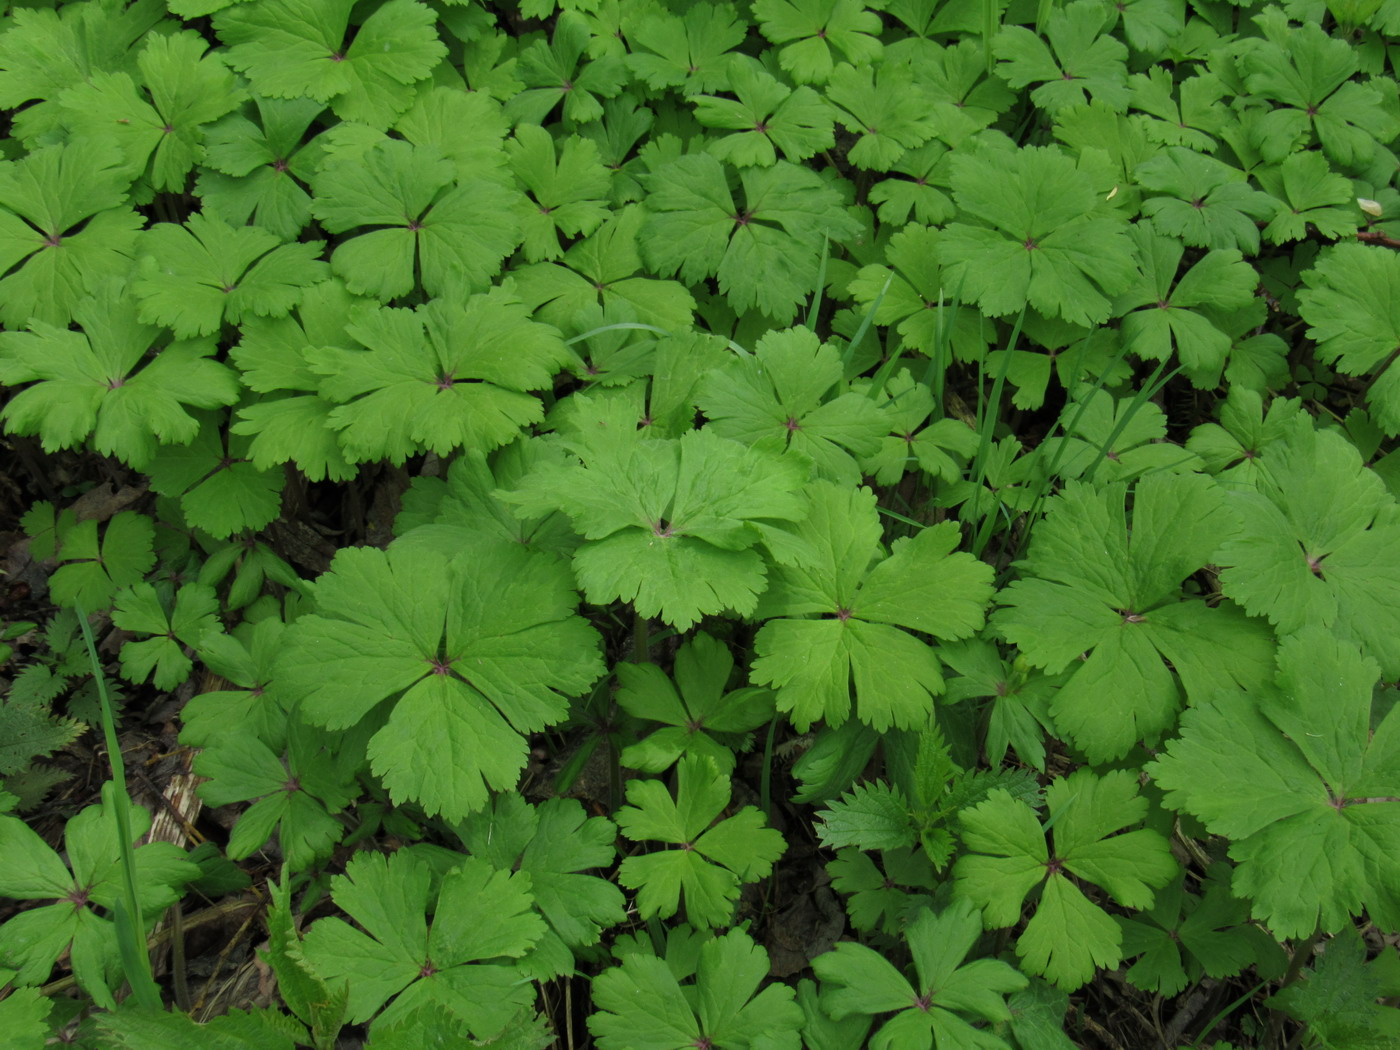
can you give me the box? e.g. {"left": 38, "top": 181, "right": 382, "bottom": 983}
{"left": 692, "top": 54, "right": 836, "bottom": 167}
{"left": 752, "top": 0, "right": 883, "bottom": 84}
{"left": 994, "top": 1, "right": 1130, "bottom": 114}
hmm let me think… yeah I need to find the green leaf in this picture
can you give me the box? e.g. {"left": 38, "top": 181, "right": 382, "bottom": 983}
{"left": 697, "top": 326, "right": 888, "bottom": 485}
{"left": 506, "top": 125, "right": 611, "bottom": 263}
{"left": 133, "top": 211, "right": 328, "bottom": 339}
{"left": 0, "top": 799, "right": 196, "bottom": 1007}
{"left": 590, "top": 927, "right": 803, "bottom": 1049}
{"left": 306, "top": 290, "right": 570, "bottom": 465}
{"left": 196, "top": 96, "right": 327, "bottom": 241}
{"left": 214, "top": 0, "right": 446, "bottom": 128}
{"left": 994, "top": 472, "right": 1273, "bottom": 763}
{"left": 824, "top": 62, "right": 944, "bottom": 171}
{"left": 1149, "top": 626, "right": 1400, "bottom": 940}
{"left": 113, "top": 582, "right": 221, "bottom": 690}
{"left": 1268, "top": 927, "right": 1400, "bottom": 1047}
{"left": 1113, "top": 223, "right": 1258, "bottom": 388}
{"left": 692, "top": 54, "right": 836, "bottom": 167}
{"left": 500, "top": 401, "right": 809, "bottom": 630}
{"left": 1214, "top": 424, "right": 1400, "bottom": 677}
{"left": 815, "top": 899, "right": 1028, "bottom": 1046}
{"left": 264, "top": 874, "right": 348, "bottom": 1049}
{"left": 278, "top": 544, "right": 603, "bottom": 821}
{"left": 615, "top": 755, "right": 785, "bottom": 928}
{"left": 626, "top": 3, "right": 747, "bottom": 93}
{"left": 617, "top": 632, "right": 775, "bottom": 775}
{"left": 1297, "top": 242, "right": 1400, "bottom": 434}
{"left": 56, "top": 30, "right": 246, "bottom": 191}
{"left": 455, "top": 794, "right": 624, "bottom": 955}
{"left": 1136, "top": 147, "right": 1275, "bottom": 255}
{"left": 302, "top": 850, "right": 544, "bottom": 1035}
{"left": 751, "top": 482, "right": 994, "bottom": 732}
{"left": 994, "top": 1, "right": 1129, "bottom": 114}
{"left": 311, "top": 139, "right": 521, "bottom": 300}
{"left": 640, "top": 153, "right": 860, "bottom": 323}
{"left": 146, "top": 416, "right": 284, "bottom": 538}
{"left": 815, "top": 781, "right": 916, "bottom": 851}
{"left": 95, "top": 1006, "right": 300, "bottom": 1050}
{"left": 955, "top": 770, "right": 1177, "bottom": 989}
{"left": 752, "top": 0, "right": 883, "bottom": 85}
{"left": 0, "top": 141, "right": 143, "bottom": 330}
{"left": 942, "top": 144, "right": 1136, "bottom": 325}
{"left": 0, "top": 285, "right": 239, "bottom": 470}
{"left": 1257, "top": 151, "right": 1359, "bottom": 245}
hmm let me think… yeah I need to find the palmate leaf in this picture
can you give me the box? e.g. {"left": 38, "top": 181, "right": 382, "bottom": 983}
{"left": 506, "top": 125, "right": 611, "bottom": 263}
{"left": 752, "top": 0, "right": 883, "bottom": 85}
{"left": 146, "top": 414, "right": 284, "bottom": 538}
{"left": 993, "top": 0, "right": 1129, "bottom": 115}
{"left": 1237, "top": 14, "right": 1398, "bottom": 168}
{"left": 824, "top": 61, "right": 943, "bottom": 171}
{"left": 615, "top": 755, "right": 786, "bottom": 928}
{"left": 0, "top": 0, "right": 160, "bottom": 143}
{"left": 55, "top": 30, "right": 246, "bottom": 191}
{"left": 454, "top": 793, "right": 624, "bottom": 971}
{"left": 954, "top": 770, "right": 1177, "bottom": 990}
{"left": 616, "top": 632, "right": 775, "bottom": 775}
{"left": 0, "top": 141, "right": 143, "bottom": 330}
{"left": 1135, "top": 147, "right": 1275, "bottom": 256}
{"left": 113, "top": 582, "right": 221, "bottom": 691}
{"left": 301, "top": 850, "right": 545, "bottom": 1035}
{"left": 696, "top": 326, "right": 888, "bottom": 485}
{"left": 133, "top": 211, "right": 329, "bottom": 339}
{"left": 1214, "top": 424, "right": 1400, "bottom": 677}
{"left": 993, "top": 472, "right": 1274, "bottom": 763}
{"left": 691, "top": 54, "right": 836, "bottom": 167}
{"left": 196, "top": 96, "right": 327, "bottom": 241}
{"left": 500, "top": 397, "right": 810, "bottom": 630}
{"left": 750, "top": 482, "right": 994, "bottom": 732}
{"left": 0, "top": 285, "right": 240, "bottom": 470}
{"left": 1113, "top": 222, "right": 1258, "bottom": 388}
{"left": 0, "top": 795, "right": 197, "bottom": 1008}
{"left": 311, "top": 138, "right": 522, "bottom": 301}
{"left": 510, "top": 206, "right": 697, "bottom": 334}
{"left": 1149, "top": 628, "right": 1400, "bottom": 939}
{"left": 1297, "top": 242, "right": 1400, "bottom": 434}
{"left": 626, "top": 2, "right": 747, "bottom": 94}
{"left": 214, "top": 0, "right": 446, "bottom": 129}
{"left": 639, "top": 152, "right": 860, "bottom": 323}
{"left": 589, "top": 928, "right": 803, "bottom": 1050}
{"left": 941, "top": 144, "right": 1137, "bottom": 326}
{"left": 814, "top": 899, "right": 1028, "bottom": 1050}
{"left": 305, "top": 290, "right": 571, "bottom": 465}
{"left": 277, "top": 543, "right": 604, "bottom": 821}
